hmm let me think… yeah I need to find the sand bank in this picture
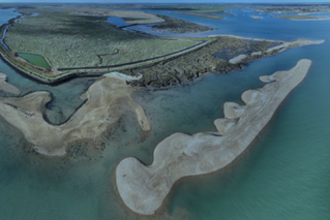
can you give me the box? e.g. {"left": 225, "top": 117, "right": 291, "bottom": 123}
{"left": 0, "top": 72, "right": 20, "bottom": 95}
{"left": 265, "top": 39, "right": 325, "bottom": 54}
{"left": 229, "top": 54, "right": 247, "bottom": 64}
{"left": 0, "top": 73, "right": 150, "bottom": 156}
{"left": 251, "top": 15, "right": 263, "bottom": 19}
{"left": 116, "top": 59, "right": 312, "bottom": 215}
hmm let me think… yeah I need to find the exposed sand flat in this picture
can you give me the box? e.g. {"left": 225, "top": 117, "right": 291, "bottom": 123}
{"left": 116, "top": 59, "right": 312, "bottom": 215}
{"left": 0, "top": 72, "right": 150, "bottom": 156}
{"left": 0, "top": 72, "right": 21, "bottom": 95}
{"left": 229, "top": 54, "right": 247, "bottom": 64}
{"left": 251, "top": 15, "right": 263, "bottom": 19}
{"left": 251, "top": 51, "right": 262, "bottom": 56}
{"left": 105, "top": 71, "right": 142, "bottom": 81}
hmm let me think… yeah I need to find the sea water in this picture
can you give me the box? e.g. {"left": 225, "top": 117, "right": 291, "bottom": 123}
{"left": 0, "top": 6, "right": 329, "bottom": 220}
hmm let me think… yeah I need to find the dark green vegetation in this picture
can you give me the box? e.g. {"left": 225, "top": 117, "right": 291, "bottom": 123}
{"left": 109, "top": 4, "right": 237, "bottom": 17}
{"left": 255, "top": 5, "right": 330, "bottom": 14}
{"left": 0, "top": 4, "right": 312, "bottom": 86}
{"left": 122, "top": 37, "right": 282, "bottom": 88}
{"left": 17, "top": 53, "right": 51, "bottom": 69}
{"left": 151, "top": 15, "right": 215, "bottom": 33}
{"left": 5, "top": 11, "right": 198, "bottom": 69}
{"left": 109, "top": 4, "right": 237, "bottom": 13}
{"left": 182, "top": 12, "right": 225, "bottom": 20}
{"left": 0, "top": 5, "right": 217, "bottom": 83}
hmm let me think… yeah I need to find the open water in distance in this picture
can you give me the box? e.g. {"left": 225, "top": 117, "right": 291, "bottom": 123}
{"left": 0, "top": 7, "right": 329, "bottom": 220}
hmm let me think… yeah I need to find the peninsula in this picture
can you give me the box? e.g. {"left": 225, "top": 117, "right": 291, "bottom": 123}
{"left": 116, "top": 59, "right": 312, "bottom": 215}
{"left": 0, "top": 5, "right": 324, "bottom": 87}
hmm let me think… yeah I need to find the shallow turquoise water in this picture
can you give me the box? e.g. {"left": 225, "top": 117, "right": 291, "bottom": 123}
{"left": 0, "top": 6, "right": 330, "bottom": 220}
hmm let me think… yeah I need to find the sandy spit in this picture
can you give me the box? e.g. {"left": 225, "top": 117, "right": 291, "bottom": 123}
{"left": 116, "top": 59, "right": 312, "bottom": 215}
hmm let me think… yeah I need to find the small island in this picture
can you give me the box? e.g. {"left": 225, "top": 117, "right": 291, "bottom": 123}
{"left": 251, "top": 15, "right": 263, "bottom": 19}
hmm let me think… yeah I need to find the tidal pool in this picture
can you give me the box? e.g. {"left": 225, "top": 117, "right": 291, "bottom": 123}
{"left": 17, "top": 53, "right": 51, "bottom": 70}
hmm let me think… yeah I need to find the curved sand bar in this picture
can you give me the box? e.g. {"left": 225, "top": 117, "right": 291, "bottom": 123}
{"left": 116, "top": 59, "right": 312, "bottom": 215}
{"left": 0, "top": 72, "right": 20, "bottom": 95}
{"left": 0, "top": 72, "right": 150, "bottom": 156}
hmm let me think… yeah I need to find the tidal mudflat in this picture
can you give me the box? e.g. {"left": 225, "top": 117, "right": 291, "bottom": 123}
{"left": 0, "top": 3, "right": 330, "bottom": 220}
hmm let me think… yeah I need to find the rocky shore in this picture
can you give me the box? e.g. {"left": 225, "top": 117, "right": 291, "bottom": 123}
{"left": 0, "top": 72, "right": 150, "bottom": 156}
{"left": 116, "top": 59, "right": 312, "bottom": 215}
